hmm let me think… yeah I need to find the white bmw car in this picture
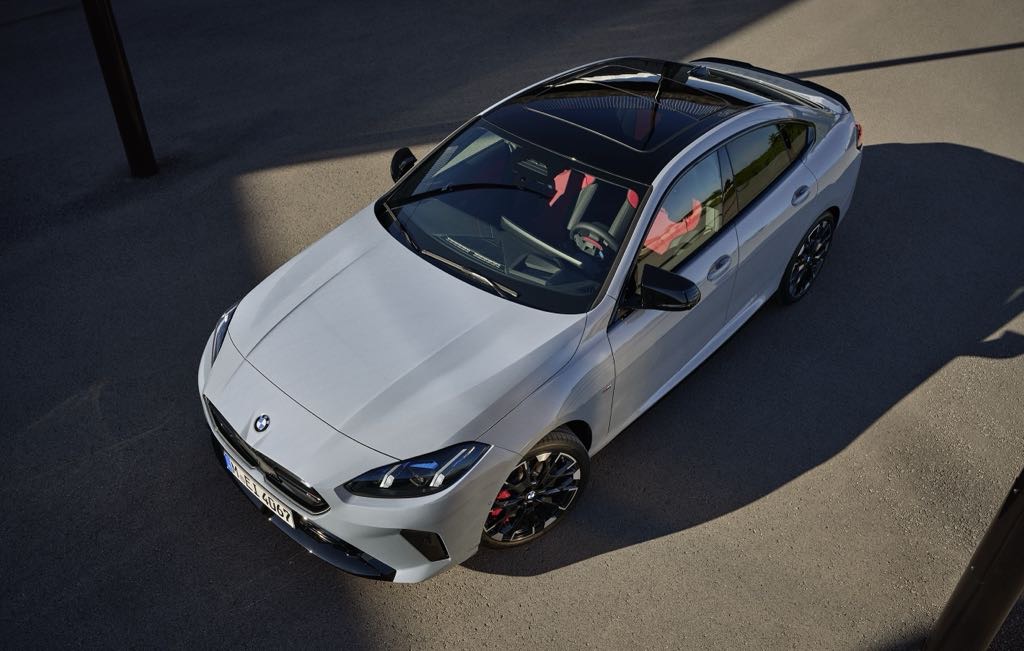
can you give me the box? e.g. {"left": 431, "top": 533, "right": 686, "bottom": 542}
{"left": 198, "top": 57, "right": 862, "bottom": 582}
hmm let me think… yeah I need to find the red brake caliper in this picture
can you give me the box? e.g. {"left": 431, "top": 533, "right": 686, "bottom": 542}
{"left": 490, "top": 489, "right": 512, "bottom": 518}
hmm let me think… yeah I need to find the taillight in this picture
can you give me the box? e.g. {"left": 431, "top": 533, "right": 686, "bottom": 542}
{"left": 855, "top": 122, "right": 863, "bottom": 150}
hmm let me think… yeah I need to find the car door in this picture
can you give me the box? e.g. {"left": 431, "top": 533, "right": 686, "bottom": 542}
{"left": 725, "top": 121, "right": 819, "bottom": 319}
{"left": 607, "top": 149, "right": 739, "bottom": 432}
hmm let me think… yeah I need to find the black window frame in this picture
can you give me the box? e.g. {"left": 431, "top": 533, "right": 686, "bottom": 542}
{"left": 612, "top": 118, "right": 816, "bottom": 324}
{"left": 720, "top": 119, "right": 816, "bottom": 218}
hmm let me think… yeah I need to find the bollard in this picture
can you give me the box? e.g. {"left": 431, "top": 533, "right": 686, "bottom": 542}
{"left": 925, "top": 466, "right": 1024, "bottom": 650}
{"left": 82, "top": 0, "right": 157, "bottom": 178}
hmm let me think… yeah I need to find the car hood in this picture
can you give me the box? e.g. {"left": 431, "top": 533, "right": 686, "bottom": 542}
{"left": 228, "top": 205, "right": 586, "bottom": 459}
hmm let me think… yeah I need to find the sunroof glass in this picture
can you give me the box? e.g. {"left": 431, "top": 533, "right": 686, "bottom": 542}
{"left": 528, "top": 82, "right": 721, "bottom": 151}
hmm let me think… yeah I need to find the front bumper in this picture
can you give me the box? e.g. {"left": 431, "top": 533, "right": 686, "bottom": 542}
{"left": 208, "top": 432, "right": 397, "bottom": 580}
{"left": 198, "top": 330, "right": 518, "bottom": 583}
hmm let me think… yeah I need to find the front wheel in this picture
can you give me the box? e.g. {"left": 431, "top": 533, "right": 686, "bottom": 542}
{"left": 481, "top": 429, "right": 589, "bottom": 548}
{"left": 778, "top": 212, "right": 836, "bottom": 304}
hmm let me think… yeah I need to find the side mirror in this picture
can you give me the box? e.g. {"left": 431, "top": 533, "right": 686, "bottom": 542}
{"left": 390, "top": 147, "right": 417, "bottom": 182}
{"left": 624, "top": 264, "right": 701, "bottom": 311}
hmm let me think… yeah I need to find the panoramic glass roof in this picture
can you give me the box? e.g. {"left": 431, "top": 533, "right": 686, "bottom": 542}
{"left": 524, "top": 65, "right": 730, "bottom": 151}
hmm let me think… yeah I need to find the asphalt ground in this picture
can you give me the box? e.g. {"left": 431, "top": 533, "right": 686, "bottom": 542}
{"left": 2, "top": 1, "right": 1023, "bottom": 648}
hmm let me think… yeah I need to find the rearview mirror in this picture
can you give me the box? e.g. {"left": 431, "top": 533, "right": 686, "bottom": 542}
{"left": 624, "top": 264, "right": 701, "bottom": 311}
{"left": 390, "top": 147, "right": 417, "bottom": 182}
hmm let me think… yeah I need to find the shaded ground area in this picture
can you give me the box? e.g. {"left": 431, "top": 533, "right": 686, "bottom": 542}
{"left": 465, "top": 142, "right": 1024, "bottom": 577}
{"left": 2, "top": 0, "right": 1023, "bottom": 648}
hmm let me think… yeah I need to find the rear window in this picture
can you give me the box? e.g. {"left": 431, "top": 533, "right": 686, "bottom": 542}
{"left": 703, "top": 70, "right": 809, "bottom": 106}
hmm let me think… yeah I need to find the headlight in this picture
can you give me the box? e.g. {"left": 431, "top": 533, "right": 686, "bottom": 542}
{"left": 210, "top": 302, "right": 238, "bottom": 364}
{"left": 343, "top": 442, "right": 490, "bottom": 498}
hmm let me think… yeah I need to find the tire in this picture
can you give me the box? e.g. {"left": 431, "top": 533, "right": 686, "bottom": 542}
{"left": 481, "top": 428, "right": 590, "bottom": 548}
{"left": 778, "top": 212, "right": 837, "bottom": 304}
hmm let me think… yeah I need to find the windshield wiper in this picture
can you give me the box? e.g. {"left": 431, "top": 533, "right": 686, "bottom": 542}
{"left": 384, "top": 197, "right": 518, "bottom": 300}
{"left": 383, "top": 202, "right": 421, "bottom": 252}
{"left": 390, "top": 182, "right": 549, "bottom": 208}
{"left": 420, "top": 249, "right": 519, "bottom": 300}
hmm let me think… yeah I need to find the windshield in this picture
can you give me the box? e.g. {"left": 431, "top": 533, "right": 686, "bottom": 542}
{"left": 381, "top": 121, "right": 647, "bottom": 313}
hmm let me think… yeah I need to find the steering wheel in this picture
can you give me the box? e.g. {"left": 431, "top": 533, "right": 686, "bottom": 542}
{"left": 571, "top": 222, "right": 619, "bottom": 259}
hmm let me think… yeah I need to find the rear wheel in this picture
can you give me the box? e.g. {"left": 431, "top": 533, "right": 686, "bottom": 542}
{"left": 481, "top": 429, "right": 589, "bottom": 548}
{"left": 778, "top": 212, "right": 836, "bottom": 304}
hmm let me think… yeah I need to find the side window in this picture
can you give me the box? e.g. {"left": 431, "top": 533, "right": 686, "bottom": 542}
{"left": 780, "top": 121, "right": 811, "bottom": 161}
{"left": 725, "top": 124, "right": 792, "bottom": 213}
{"left": 636, "top": 152, "right": 726, "bottom": 273}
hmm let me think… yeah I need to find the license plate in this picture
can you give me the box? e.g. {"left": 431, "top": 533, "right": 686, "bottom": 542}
{"left": 224, "top": 451, "right": 295, "bottom": 528}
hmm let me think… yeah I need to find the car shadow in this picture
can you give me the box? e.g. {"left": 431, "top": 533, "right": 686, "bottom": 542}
{"left": 464, "top": 141, "right": 1024, "bottom": 576}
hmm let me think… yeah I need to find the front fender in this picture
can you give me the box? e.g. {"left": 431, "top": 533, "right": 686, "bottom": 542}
{"left": 478, "top": 297, "right": 617, "bottom": 458}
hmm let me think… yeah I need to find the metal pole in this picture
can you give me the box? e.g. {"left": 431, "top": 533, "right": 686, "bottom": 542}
{"left": 81, "top": 0, "right": 157, "bottom": 177}
{"left": 925, "top": 466, "right": 1024, "bottom": 650}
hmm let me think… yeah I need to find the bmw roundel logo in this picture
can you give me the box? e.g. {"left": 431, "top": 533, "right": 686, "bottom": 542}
{"left": 254, "top": 414, "right": 270, "bottom": 432}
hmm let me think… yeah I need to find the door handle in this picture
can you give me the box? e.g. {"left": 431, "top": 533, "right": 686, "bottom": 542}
{"left": 707, "top": 255, "right": 732, "bottom": 282}
{"left": 792, "top": 185, "right": 810, "bottom": 206}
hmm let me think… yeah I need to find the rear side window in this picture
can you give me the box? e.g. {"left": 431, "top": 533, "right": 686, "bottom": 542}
{"left": 725, "top": 124, "right": 792, "bottom": 213}
{"left": 780, "top": 122, "right": 811, "bottom": 160}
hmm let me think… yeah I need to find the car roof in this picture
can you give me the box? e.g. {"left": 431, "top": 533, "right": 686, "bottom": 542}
{"left": 483, "top": 57, "right": 778, "bottom": 184}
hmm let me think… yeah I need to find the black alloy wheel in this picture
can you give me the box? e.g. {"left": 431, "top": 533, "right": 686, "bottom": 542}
{"left": 482, "top": 429, "right": 589, "bottom": 548}
{"left": 779, "top": 213, "right": 836, "bottom": 303}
